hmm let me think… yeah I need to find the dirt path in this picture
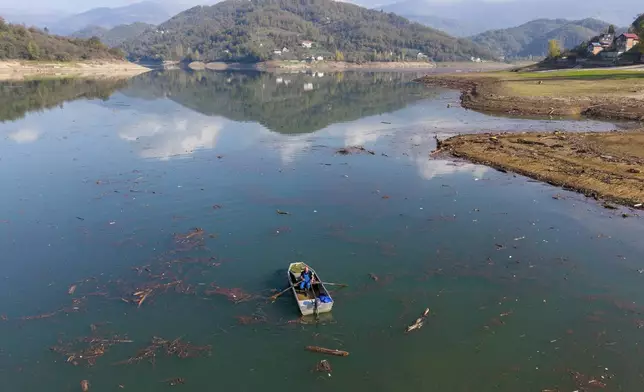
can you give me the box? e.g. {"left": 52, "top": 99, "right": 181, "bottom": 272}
{"left": 435, "top": 131, "right": 644, "bottom": 208}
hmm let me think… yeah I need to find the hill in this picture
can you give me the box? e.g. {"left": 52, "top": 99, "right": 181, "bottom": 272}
{"left": 48, "top": 2, "right": 169, "bottom": 35}
{"left": 0, "top": 18, "right": 125, "bottom": 61}
{"left": 120, "top": 0, "right": 494, "bottom": 63}
{"left": 470, "top": 18, "right": 614, "bottom": 59}
{"left": 72, "top": 23, "right": 155, "bottom": 47}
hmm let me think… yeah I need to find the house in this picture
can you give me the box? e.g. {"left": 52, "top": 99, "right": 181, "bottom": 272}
{"left": 316, "top": 56, "right": 323, "bottom": 61}
{"left": 587, "top": 42, "right": 604, "bottom": 55}
{"left": 273, "top": 50, "right": 282, "bottom": 55}
{"left": 417, "top": 52, "right": 428, "bottom": 60}
{"left": 303, "top": 83, "right": 313, "bottom": 91}
{"left": 615, "top": 33, "right": 640, "bottom": 53}
{"left": 301, "top": 40, "right": 313, "bottom": 48}
{"left": 282, "top": 47, "right": 289, "bottom": 53}
{"left": 598, "top": 33, "right": 614, "bottom": 48}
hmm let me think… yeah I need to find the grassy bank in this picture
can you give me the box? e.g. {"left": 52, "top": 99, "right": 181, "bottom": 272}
{"left": 436, "top": 130, "right": 644, "bottom": 208}
{"left": 418, "top": 68, "right": 644, "bottom": 120}
{"left": 0, "top": 60, "right": 150, "bottom": 81}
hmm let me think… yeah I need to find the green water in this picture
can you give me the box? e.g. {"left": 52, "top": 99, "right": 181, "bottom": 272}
{"left": 0, "top": 70, "right": 642, "bottom": 392}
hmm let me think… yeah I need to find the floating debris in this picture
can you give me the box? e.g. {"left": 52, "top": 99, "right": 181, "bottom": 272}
{"left": 80, "top": 380, "right": 89, "bottom": 392}
{"left": 276, "top": 210, "right": 291, "bottom": 215}
{"left": 51, "top": 335, "right": 133, "bottom": 367}
{"left": 336, "top": 146, "right": 375, "bottom": 155}
{"left": 116, "top": 337, "right": 211, "bottom": 366}
{"left": 315, "top": 359, "right": 333, "bottom": 377}
{"left": 163, "top": 378, "right": 186, "bottom": 386}
{"left": 204, "top": 286, "right": 254, "bottom": 304}
{"left": 406, "top": 308, "right": 430, "bottom": 333}
{"left": 305, "top": 346, "right": 349, "bottom": 357}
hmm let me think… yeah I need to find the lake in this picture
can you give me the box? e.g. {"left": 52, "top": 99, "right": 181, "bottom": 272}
{"left": 0, "top": 70, "right": 643, "bottom": 392}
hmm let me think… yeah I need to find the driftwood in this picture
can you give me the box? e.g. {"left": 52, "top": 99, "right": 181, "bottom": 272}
{"left": 406, "top": 307, "right": 430, "bottom": 333}
{"left": 305, "top": 346, "right": 349, "bottom": 357}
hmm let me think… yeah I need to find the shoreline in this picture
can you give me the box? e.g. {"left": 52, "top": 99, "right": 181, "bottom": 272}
{"left": 435, "top": 131, "right": 644, "bottom": 209}
{"left": 0, "top": 60, "right": 151, "bottom": 81}
{"left": 417, "top": 72, "right": 644, "bottom": 122}
{"left": 187, "top": 60, "right": 519, "bottom": 73}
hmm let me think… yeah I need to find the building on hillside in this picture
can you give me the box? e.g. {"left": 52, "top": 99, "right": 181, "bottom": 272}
{"left": 598, "top": 33, "right": 614, "bottom": 48}
{"left": 587, "top": 42, "right": 604, "bottom": 55}
{"left": 316, "top": 56, "right": 323, "bottom": 61}
{"left": 282, "top": 47, "right": 289, "bottom": 53}
{"left": 615, "top": 33, "right": 640, "bottom": 53}
{"left": 273, "top": 50, "right": 282, "bottom": 55}
{"left": 301, "top": 40, "right": 313, "bottom": 48}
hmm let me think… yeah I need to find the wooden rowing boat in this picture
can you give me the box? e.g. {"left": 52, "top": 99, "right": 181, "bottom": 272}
{"left": 288, "top": 262, "right": 333, "bottom": 316}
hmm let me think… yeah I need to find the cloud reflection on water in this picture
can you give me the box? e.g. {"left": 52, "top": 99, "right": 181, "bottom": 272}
{"left": 8, "top": 128, "right": 40, "bottom": 144}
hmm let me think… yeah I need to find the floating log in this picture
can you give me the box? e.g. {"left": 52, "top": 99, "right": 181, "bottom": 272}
{"left": 305, "top": 346, "right": 349, "bottom": 357}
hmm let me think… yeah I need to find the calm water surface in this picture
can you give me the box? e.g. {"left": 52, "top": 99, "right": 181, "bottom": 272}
{"left": 1, "top": 70, "right": 643, "bottom": 392}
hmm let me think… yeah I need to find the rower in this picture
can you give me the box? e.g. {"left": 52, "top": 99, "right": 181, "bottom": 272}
{"left": 298, "top": 266, "right": 314, "bottom": 290}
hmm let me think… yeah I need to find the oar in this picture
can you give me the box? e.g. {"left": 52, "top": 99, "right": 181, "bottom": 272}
{"left": 317, "top": 282, "right": 348, "bottom": 287}
{"left": 269, "top": 286, "right": 292, "bottom": 302}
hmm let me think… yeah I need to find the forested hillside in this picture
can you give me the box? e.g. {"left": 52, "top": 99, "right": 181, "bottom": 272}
{"left": 471, "top": 18, "right": 614, "bottom": 58}
{"left": 0, "top": 17, "right": 125, "bottom": 61}
{"left": 120, "top": 0, "right": 494, "bottom": 63}
{"left": 73, "top": 23, "right": 155, "bottom": 47}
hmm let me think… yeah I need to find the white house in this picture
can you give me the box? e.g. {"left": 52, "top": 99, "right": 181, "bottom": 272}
{"left": 301, "top": 40, "right": 313, "bottom": 48}
{"left": 273, "top": 50, "right": 282, "bottom": 55}
{"left": 303, "top": 83, "right": 313, "bottom": 91}
{"left": 316, "top": 56, "right": 324, "bottom": 61}
{"left": 282, "top": 47, "right": 290, "bottom": 53}
{"left": 417, "top": 52, "right": 428, "bottom": 60}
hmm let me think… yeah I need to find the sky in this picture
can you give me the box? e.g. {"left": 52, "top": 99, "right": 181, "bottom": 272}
{"left": 1, "top": 0, "right": 375, "bottom": 14}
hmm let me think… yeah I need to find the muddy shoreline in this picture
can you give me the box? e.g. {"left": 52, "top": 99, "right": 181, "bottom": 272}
{"left": 0, "top": 60, "right": 150, "bottom": 80}
{"left": 418, "top": 74, "right": 644, "bottom": 121}
{"left": 435, "top": 131, "right": 644, "bottom": 208}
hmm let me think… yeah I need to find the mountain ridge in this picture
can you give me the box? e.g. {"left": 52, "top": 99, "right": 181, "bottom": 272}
{"left": 470, "top": 18, "right": 617, "bottom": 59}
{"left": 72, "top": 22, "right": 156, "bottom": 47}
{"left": 120, "top": 0, "right": 495, "bottom": 63}
{"left": 47, "top": 2, "right": 169, "bottom": 35}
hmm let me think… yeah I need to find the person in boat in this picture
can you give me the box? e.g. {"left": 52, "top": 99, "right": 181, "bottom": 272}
{"left": 298, "top": 266, "right": 315, "bottom": 290}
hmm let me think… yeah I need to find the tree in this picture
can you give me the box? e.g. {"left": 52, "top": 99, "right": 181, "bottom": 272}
{"left": 174, "top": 43, "right": 184, "bottom": 60}
{"left": 547, "top": 39, "right": 561, "bottom": 58}
{"left": 27, "top": 40, "right": 40, "bottom": 60}
{"left": 334, "top": 50, "right": 344, "bottom": 61}
{"left": 632, "top": 14, "right": 644, "bottom": 38}
{"left": 607, "top": 24, "right": 615, "bottom": 34}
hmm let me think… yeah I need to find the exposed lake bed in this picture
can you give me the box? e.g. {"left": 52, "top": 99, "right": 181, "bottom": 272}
{"left": 1, "top": 70, "right": 643, "bottom": 391}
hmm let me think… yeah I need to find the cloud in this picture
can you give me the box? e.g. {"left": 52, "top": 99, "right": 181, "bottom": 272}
{"left": 8, "top": 128, "right": 40, "bottom": 143}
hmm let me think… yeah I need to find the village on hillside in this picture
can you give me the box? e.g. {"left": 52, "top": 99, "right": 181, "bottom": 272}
{"left": 555, "top": 28, "right": 643, "bottom": 67}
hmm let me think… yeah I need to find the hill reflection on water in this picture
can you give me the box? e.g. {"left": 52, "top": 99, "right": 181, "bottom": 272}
{"left": 120, "top": 70, "right": 437, "bottom": 134}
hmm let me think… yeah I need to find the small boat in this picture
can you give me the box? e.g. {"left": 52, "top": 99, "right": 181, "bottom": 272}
{"left": 288, "top": 262, "right": 333, "bottom": 316}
